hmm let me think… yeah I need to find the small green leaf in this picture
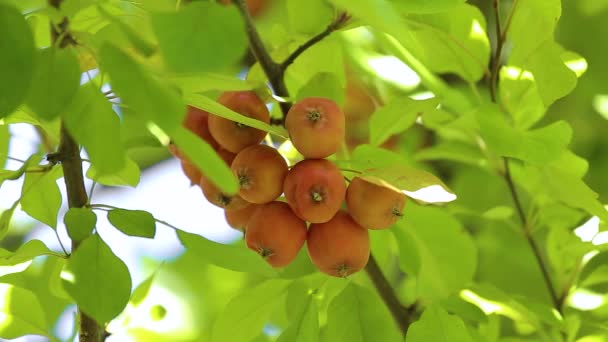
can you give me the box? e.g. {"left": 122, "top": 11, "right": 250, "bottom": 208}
{"left": 26, "top": 47, "right": 80, "bottom": 121}
{"left": 0, "top": 283, "right": 49, "bottom": 339}
{"left": 178, "top": 230, "right": 277, "bottom": 277}
{"left": 63, "top": 83, "right": 127, "bottom": 175}
{"left": 185, "top": 93, "right": 286, "bottom": 138}
{"left": 98, "top": 43, "right": 185, "bottom": 134}
{"left": 0, "top": 154, "right": 43, "bottom": 188}
{"left": 151, "top": 2, "right": 247, "bottom": 72}
{"left": 325, "top": 283, "right": 402, "bottom": 342}
{"left": 579, "top": 251, "right": 608, "bottom": 288}
{"left": 406, "top": 304, "right": 473, "bottom": 342}
{"left": 0, "top": 200, "right": 19, "bottom": 240}
{"left": 62, "top": 234, "right": 132, "bottom": 324}
{"left": 212, "top": 280, "right": 291, "bottom": 342}
{"left": 0, "top": 3, "right": 35, "bottom": 117}
{"left": 0, "top": 239, "right": 62, "bottom": 266}
{"left": 172, "top": 126, "right": 238, "bottom": 194}
{"left": 20, "top": 166, "right": 62, "bottom": 228}
{"left": 361, "top": 166, "right": 456, "bottom": 203}
{"left": 64, "top": 208, "right": 97, "bottom": 241}
{"left": 370, "top": 97, "right": 438, "bottom": 146}
{"left": 107, "top": 209, "right": 156, "bottom": 238}
{"left": 296, "top": 72, "right": 345, "bottom": 107}
{"left": 86, "top": 157, "right": 141, "bottom": 187}
{"left": 131, "top": 272, "right": 157, "bottom": 306}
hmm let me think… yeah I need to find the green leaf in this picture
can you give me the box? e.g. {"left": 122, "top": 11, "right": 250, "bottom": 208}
{"left": 86, "top": 157, "right": 141, "bottom": 187}
{"left": 151, "top": 2, "right": 247, "bottom": 72}
{"left": 324, "top": 283, "right": 402, "bottom": 342}
{"left": 406, "top": 304, "right": 473, "bottom": 342}
{"left": 62, "top": 234, "right": 132, "bottom": 324}
{"left": 499, "top": 66, "right": 545, "bottom": 129}
{"left": 415, "top": 142, "right": 486, "bottom": 168}
{"left": 520, "top": 163, "right": 608, "bottom": 222}
{"left": 0, "top": 3, "right": 35, "bottom": 117}
{"left": 171, "top": 127, "right": 238, "bottom": 194}
{"left": 64, "top": 83, "right": 127, "bottom": 176}
{"left": 130, "top": 271, "right": 157, "bottom": 306}
{"left": 476, "top": 104, "right": 572, "bottom": 163}
{"left": 462, "top": 284, "right": 559, "bottom": 328}
{"left": 98, "top": 43, "right": 185, "bottom": 134}
{"left": 0, "top": 200, "right": 19, "bottom": 240}
{"left": 64, "top": 208, "right": 97, "bottom": 241}
{"left": 370, "top": 97, "right": 438, "bottom": 146}
{"left": 287, "top": 0, "right": 333, "bottom": 34}
{"left": 178, "top": 230, "right": 277, "bottom": 277}
{"left": 25, "top": 47, "right": 80, "bottom": 121}
{"left": 277, "top": 285, "right": 319, "bottom": 342}
{"left": 212, "top": 279, "right": 291, "bottom": 342}
{"left": 0, "top": 154, "right": 43, "bottom": 188}
{"left": 361, "top": 166, "right": 456, "bottom": 204}
{"left": 107, "top": 209, "right": 156, "bottom": 238}
{"left": 400, "top": 4, "right": 491, "bottom": 82}
{"left": 0, "top": 239, "right": 63, "bottom": 266}
{"left": 0, "top": 283, "right": 49, "bottom": 339}
{"left": 391, "top": 0, "right": 466, "bottom": 14}
{"left": 0, "top": 119, "right": 10, "bottom": 166}
{"left": 296, "top": 72, "right": 345, "bottom": 106}
{"left": 97, "top": 4, "right": 156, "bottom": 57}
{"left": 508, "top": 0, "right": 577, "bottom": 106}
{"left": 20, "top": 167, "right": 62, "bottom": 228}
{"left": 398, "top": 205, "right": 477, "bottom": 300}
{"left": 579, "top": 251, "right": 608, "bottom": 288}
{"left": 185, "top": 93, "right": 286, "bottom": 138}
{"left": 391, "top": 225, "right": 421, "bottom": 275}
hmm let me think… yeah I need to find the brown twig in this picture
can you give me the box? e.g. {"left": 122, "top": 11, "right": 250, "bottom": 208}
{"left": 49, "top": 0, "right": 104, "bottom": 340}
{"left": 233, "top": 0, "right": 347, "bottom": 120}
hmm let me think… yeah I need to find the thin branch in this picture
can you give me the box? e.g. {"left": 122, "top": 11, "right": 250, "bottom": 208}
{"left": 233, "top": 0, "right": 290, "bottom": 116}
{"left": 489, "top": 0, "right": 503, "bottom": 102}
{"left": 280, "top": 12, "right": 350, "bottom": 71}
{"left": 503, "top": 158, "right": 560, "bottom": 310}
{"left": 490, "top": 0, "right": 561, "bottom": 313}
{"left": 233, "top": 0, "right": 346, "bottom": 120}
{"left": 365, "top": 255, "right": 413, "bottom": 335}
{"left": 49, "top": 0, "right": 103, "bottom": 340}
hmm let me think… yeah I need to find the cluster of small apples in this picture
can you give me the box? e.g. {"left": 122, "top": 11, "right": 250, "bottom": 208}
{"left": 172, "top": 91, "right": 406, "bottom": 278}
